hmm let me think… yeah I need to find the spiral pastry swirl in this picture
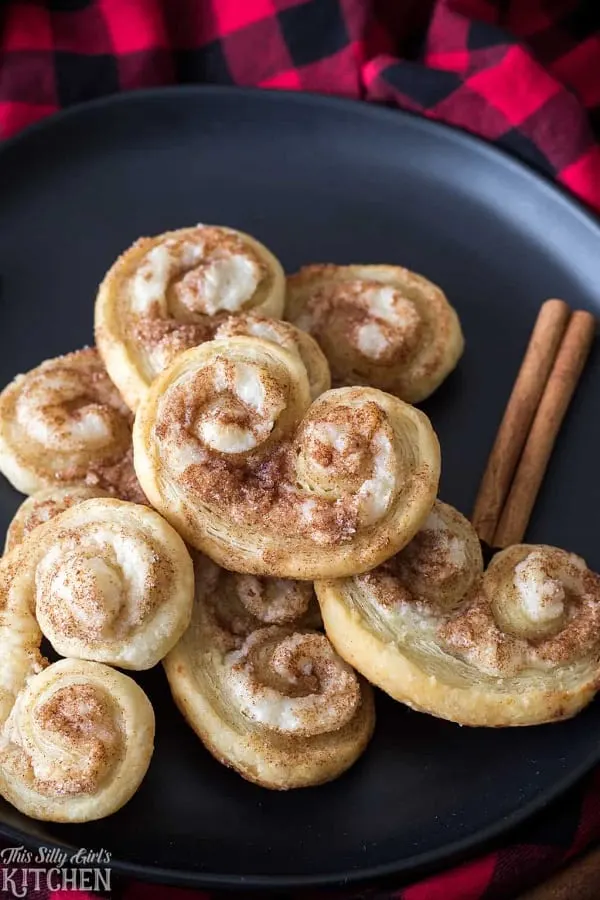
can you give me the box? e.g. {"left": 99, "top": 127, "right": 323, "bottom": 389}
{"left": 0, "top": 553, "right": 45, "bottom": 726}
{"left": 0, "top": 659, "right": 154, "bottom": 823}
{"left": 214, "top": 314, "right": 330, "bottom": 400}
{"left": 95, "top": 225, "right": 286, "bottom": 410}
{"left": 194, "top": 557, "right": 322, "bottom": 636}
{"left": 317, "top": 503, "right": 600, "bottom": 726}
{"left": 0, "top": 550, "right": 155, "bottom": 822}
{"left": 133, "top": 336, "right": 440, "bottom": 579}
{"left": 0, "top": 348, "right": 144, "bottom": 501}
{"left": 12, "top": 498, "right": 194, "bottom": 670}
{"left": 4, "top": 485, "right": 109, "bottom": 553}
{"left": 286, "top": 264, "right": 464, "bottom": 402}
{"left": 164, "top": 554, "right": 374, "bottom": 788}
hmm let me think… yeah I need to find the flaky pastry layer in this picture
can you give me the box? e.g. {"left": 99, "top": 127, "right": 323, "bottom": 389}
{"left": 286, "top": 264, "right": 464, "bottom": 402}
{"left": 317, "top": 503, "right": 600, "bottom": 726}
{"left": 0, "top": 348, "right": 143, "bottom": 500}
{"left": 7, "top": 498, "right": 194, "bottom": 670}
{"left": 164, "top": 555, "right": 374, "bottom": 788}
{"left": 95, "top": 225, "right": 286, "bottom": 410}
{"left": 133, "top": 335, "right": 440, "bottom": 578}
{"left": 0, "top": 540, "right": 155, "bottom": 822}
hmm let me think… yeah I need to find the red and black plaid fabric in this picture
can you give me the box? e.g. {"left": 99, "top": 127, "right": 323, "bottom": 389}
{"left": 1, "top": 0, "right": 600, "bottom": 209}
{"left": 1, "top": 2, "right": 600, "bottom": 898}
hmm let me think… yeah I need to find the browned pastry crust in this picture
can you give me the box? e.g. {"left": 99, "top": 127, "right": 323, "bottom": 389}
{"left": 0, "top": 348, "right": 144, "bottom": 501}
{"left": 164, "top": 554, "right": 374, "bottom": 788}
{"left": 95, "top": 225, "right": 286, "bottom": 410}
{"left": 0, "top": 537, "right": 155, "bottom": 822}
{"left": 15, "top": 498, "right": 194, "bottom": 670}
{"left": 318, "top": 503, "right": 600, "bottom": 726}
{"left": 286, "top": 264, "right": 464, "bottom": 402}
{"left": 133, "top": 335, "right": 441, "bottom": 578}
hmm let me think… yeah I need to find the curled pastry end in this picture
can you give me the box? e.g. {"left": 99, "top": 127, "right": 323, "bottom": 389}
{"left": 95, "top": 225, "right": 286, "bottom": 411}
{"left": 317, "top": 507, "right": 600, "bottom": 726}
{"left": 215, "top": 314, "right": 331, "bottom": 400}
{"left": 443, "top": 545, "right": 600, "bottom": 673}
{"left": 133, "top": 336, "right": 440, "bottom": 579}
{"left": 226, "top": 627, "right": 361, "bottom": 737}
{"left": 0, "top": 658, "right": 155, "bottom": 822}
{"left": 286, "top": 264, "right": 464, "bottom": 402}
{"left": 26, "top": 498, "right": 194, "bottom": 670}
{"left": 0, "top": 348, "right": 140, "bottom": 499}
{"left": 164, "top": 553, "right": 374, "bottom": 789}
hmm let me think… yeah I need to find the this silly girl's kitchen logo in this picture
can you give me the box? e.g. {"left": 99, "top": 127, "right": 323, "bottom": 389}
{"left": 0, "top": 845, "right": 112, "bottom": 896}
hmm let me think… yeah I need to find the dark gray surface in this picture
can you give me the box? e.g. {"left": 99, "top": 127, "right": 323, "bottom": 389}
{"left": 0, "top": 87, "right": 599, "bottom": 890}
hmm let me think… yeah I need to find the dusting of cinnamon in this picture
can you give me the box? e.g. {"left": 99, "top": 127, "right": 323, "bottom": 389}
{"left": 131, "top": 317, "right": 219, "bottom": 368}
{"left": 125, "top": 227, "right": 269, "bottom": 327}
{"left": 163, "top": 377, "right": 398, "bottom": 544}
{"left": 227, "top": 627, "right": 360, "bottom": 736}
{"left": 353, "top": 502, "right": 481, "bottom": 617}
{"left": 198, "top": 557, "right": 317, "bottom": 649}
{"left": 286, "top": 265, "right": 461, "bottom": 396}
{"left": 81, "top": 446, "right": 147, "bottom": 503}
{"left": 357, "top": 570, "right": 414, "bottom": 611}
{"left": 439, "top": 547, "right": 600, "bottom": 675}
{"left": 305, "top": 279, "right": 421, "bottom": 362}
{"left": 3, "top": 347, "right": 142, "bottom": 498}
{"left": 12, "top": 684, "right": 123, "bottom": 797}
{"left": 24, "top": 497, "right": 81, "bottom": 535}
{"left": 36, "top": 523, "right": 172, "bottom": 643}
{"left": 439, "top": 590, "right": 523, "bottom": 676}
{"left": 387, "top": 527, "right": 463, "bottom": 586}
{"left": 5, "top": 487, "right": 107, "bottom": 551}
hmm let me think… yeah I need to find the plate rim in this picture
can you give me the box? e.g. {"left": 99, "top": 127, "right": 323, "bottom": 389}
{"left": 1, "top": 83, "right": 599, "bottom": 239}
{"left": 0, "top": 84, "right": 599, "bottom": 891}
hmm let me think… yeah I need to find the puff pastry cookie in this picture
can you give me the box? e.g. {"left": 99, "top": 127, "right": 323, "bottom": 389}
{"left": 95, "top": 226, "right": 286, "bottom": 410}
{"left": 9, "top": 498, "right": 194, "bottom": 670}
{"left": 164, "top": 554, "right": 374, "bottom": 788}
{"left": 317, "top": 502, "right": 600, "bottom": 726}
{"left": 133, "top": 336, "right": 440, "bottom": 578}
{"left": 0, "top": 546, "right": 155, "bottom": 822}
{"left": 0, "top": 348, "right": 143, "bottom": 501}
{"left": 286, "top": 264, "right": 464, "bottom": 402}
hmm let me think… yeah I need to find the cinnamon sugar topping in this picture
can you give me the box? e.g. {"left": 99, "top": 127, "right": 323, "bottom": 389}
{"left": 129, "top": 228, "right": 267, "bottom": 322}
{"left": 234, "top": 575, "right": 314, "bottom": 625}
{"left": 3, "top": 684, "right": 122, "bottom": 797}
{"left": 4, "top": 486, "right": 109, "bottom": 552}
{"left": 157, "top": 355, "right": 403, "bottom": 545}
{"left": 285, "top": 264, "right": 463, "bottom": 402}
{"left": 2, "top": 348, "right": 142, "bottom": 500}
{"left": 439, "top": 591, "right": 523, "bottom": 676}
{"left": 355, "top": 501, "right": 482, "bottom": 618}
{"left": 300, "top": 280, "right": 423, "bottom": 366}
{"left": 197, "top": 557, "right": 318, "bottom": 647}
{"left": 226, "top": 627, "right": 360, "bottom": 736}
{"left": 131, "top": 317, "right": 219, "bottom": 373}
{"left": 35, "top": 522, "right": 172, "bottom": 646}
{"left": 21, "top": 494, "right": 91, "bottom": 536}
{"left": 439, "top": 546, "right": 600, "bottom": 675}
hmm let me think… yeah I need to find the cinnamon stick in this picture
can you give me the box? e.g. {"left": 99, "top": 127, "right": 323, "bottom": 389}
{"left": 471, "top": 299, "right": 571, "bottom": 544}
{"left": 493, "top": 310, "right": 596, "bottom": 548}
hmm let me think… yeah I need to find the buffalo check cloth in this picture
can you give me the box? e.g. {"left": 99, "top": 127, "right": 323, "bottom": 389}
{"left": 1, "top": 1, "right": 600, "bottom": 898}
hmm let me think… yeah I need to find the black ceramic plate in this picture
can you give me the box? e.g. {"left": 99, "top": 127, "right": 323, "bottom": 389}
{"left": 0, "top": 87, "right": 600, "bottom": 892}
